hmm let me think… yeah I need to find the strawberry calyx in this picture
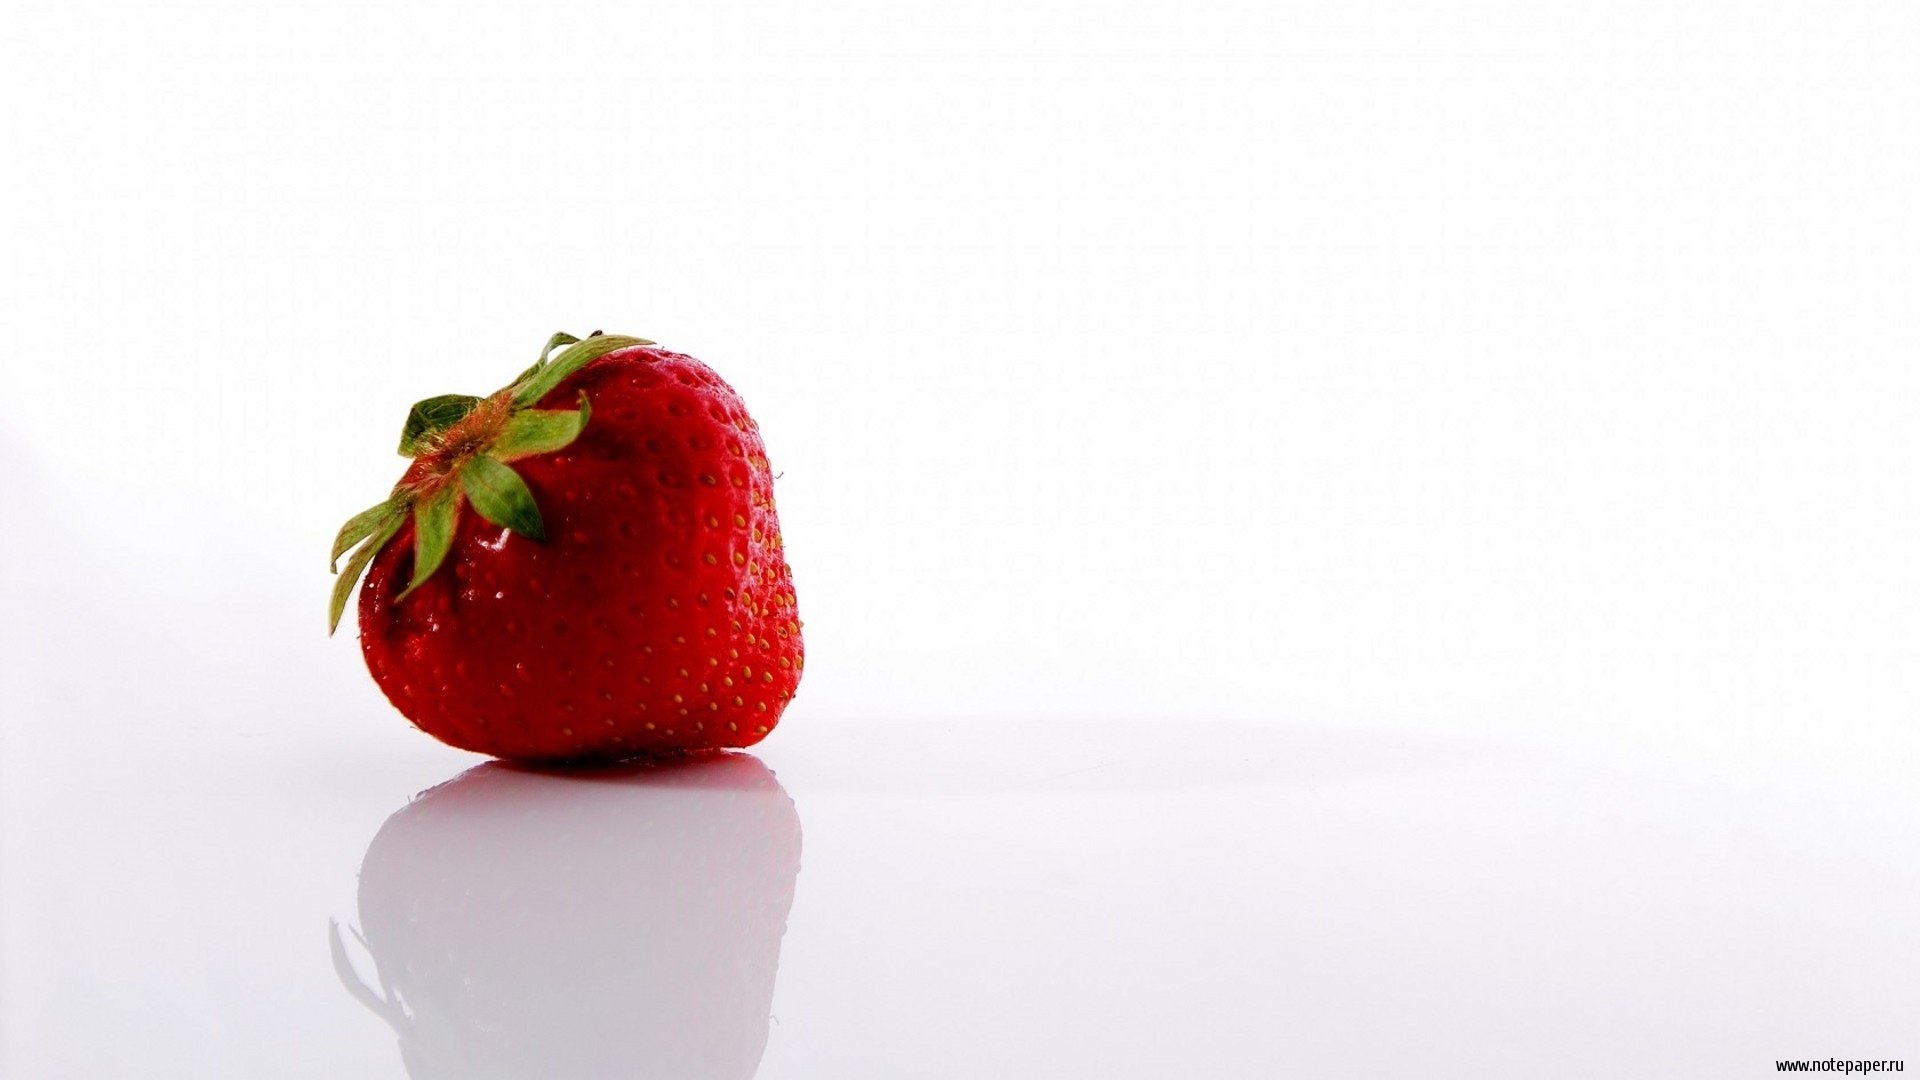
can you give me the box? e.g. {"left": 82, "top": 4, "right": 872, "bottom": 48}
{"left": 327, "top": 330, "right": 654, "bottom": 634}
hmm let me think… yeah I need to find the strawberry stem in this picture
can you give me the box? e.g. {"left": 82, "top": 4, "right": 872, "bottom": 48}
{"left": 328, "top": 330, "right": 653, "bottom": 635}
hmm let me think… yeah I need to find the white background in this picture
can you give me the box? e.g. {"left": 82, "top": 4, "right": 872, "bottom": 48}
{"left": 2, "top": 1, "right": 1916, "bottom": 1077}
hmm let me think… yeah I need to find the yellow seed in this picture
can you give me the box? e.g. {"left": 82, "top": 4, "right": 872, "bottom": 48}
{"left": 733, "top": 514, "right": 746, "bottom": 527}
{"left": 757, "top": 702, "right": 767, "bottom": 712}
{"left": 672, "top": 693, "right": 684, "bottom": 703}
{"left": 728, "top": 721, "right": 738, "bottom": 731}
{"left": 704, "top": 553, "right": 717, "bottom": 565}
{"left": 733, "top": 551, "right": 746, "bottom": 566}
{"left": 733, "top": 695, "right": 743, "bottom": 706}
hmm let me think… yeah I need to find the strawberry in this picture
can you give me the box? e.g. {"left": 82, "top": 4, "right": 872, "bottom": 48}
{"left": 331, "top": 753, "right": 802, "bottom": 1078}
{"left": 329, "top": 332, "right": 803, "bottom": 761}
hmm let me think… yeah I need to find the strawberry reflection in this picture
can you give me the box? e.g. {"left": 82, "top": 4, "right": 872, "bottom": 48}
{"left": 332, "top": 753, "right": 801, "bottom": 1080}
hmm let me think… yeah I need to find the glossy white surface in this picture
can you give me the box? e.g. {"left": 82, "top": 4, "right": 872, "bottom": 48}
{"left": 3, "top": 633, "right": 1916, "bottom": 1077}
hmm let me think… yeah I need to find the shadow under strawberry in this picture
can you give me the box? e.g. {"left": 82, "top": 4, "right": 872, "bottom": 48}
{"left": 332, "top": 753, "right": 802, "bottom": 1080}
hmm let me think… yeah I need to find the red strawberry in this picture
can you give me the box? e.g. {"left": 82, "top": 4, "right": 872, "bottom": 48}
{"left": 329, "top": 332, "right": 803, "bottom": 761}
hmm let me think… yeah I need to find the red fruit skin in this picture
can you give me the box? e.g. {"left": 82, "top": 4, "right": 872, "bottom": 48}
{"left": 357, "top": 346, "right": 803, "bottom": 761}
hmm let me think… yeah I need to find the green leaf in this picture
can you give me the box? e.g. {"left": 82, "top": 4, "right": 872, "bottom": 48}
{"left": 329, "top": 510, "right": 404, "bottom": 635}
{"left": 397, "top": 394, "right": 484, "bottom": 455}
{"left": 535, "top": 331, "right": 581, "bottom": 365}
{"left": 489, "top": 392, "right": 591, "bottom": 460}
{"left": 511, "top": 334, "right": 652, "bottom": 408}
{"left": 503, "top": 331, "right": 585, "bottom": 388}
{"left": 459, "top": 456, "right": 545, "bottom": 541}
{"left": 330, "top": 499, "right": 397, "bottom": 572}
{"left": 398, "top": 485, "right": 460, "bottom": 601}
